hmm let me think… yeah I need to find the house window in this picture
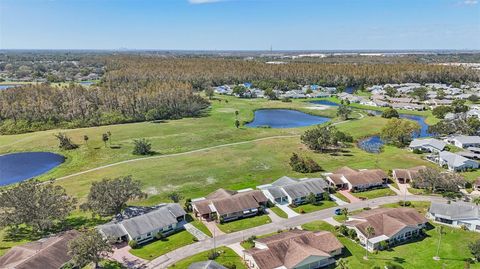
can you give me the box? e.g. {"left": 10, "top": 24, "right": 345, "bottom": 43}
{"left": 147, "top": 232, "right": 152, "bottom": 237}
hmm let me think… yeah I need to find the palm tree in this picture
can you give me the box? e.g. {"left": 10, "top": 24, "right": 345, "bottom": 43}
{"left": 341, "top": 208, "right": 349, "bottom": 223}
{"left": 83, "top": 135, "right": 89, "bottom": 145}
{"left": 102, "top": 133, "right": 109, "bottom": 147}
{"left": 364, "top": 225, "right": 375, "bottom": 260}
{"left": 434, "top": 225, "right": 444, "bottom": 260}
{"left": 337, "top": 258, "right": 348, "bottom": 269}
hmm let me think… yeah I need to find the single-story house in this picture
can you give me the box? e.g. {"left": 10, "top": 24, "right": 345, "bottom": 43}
{"left": 0, "top": 230, "right": 79, "bottom": 269}
{"left": 345, "top": 208, "right": 427, "bottom": 251}
{"left": 98, "top": 203, "right": 186, "bottom": 244}
{"left": 243, "top": 229, "right": 343, "bottom": 269}
{"left": 474, "top": 178, "right": 480, "bottom": 191}
{"left": 409, "top": 138, "right": 446, "bottom": 153}
{"left": 438, "top": 151, "right": 479, "bottom": 172}
{"left": 257, "top": 176, "right": 329, "bottom": 205}
{"left": 451, "top": 136, "right": 480, "bottom": 149}
{"left": 325, "top": 166, "right": 388, "bottom": 191}
{"left": 392, "top": 166, "right": 427, "bottom": 184}
{"left": 391, "top": 103, "right": 425, "bottom": 111}
{"left": 427, "top": 202, "right": 480, "bottom": 232}
{"left": 192, "top": 188, "right": 268, "bottom": 222}
{"left": 188, "top": 261, "right": 227, "bottom": 269}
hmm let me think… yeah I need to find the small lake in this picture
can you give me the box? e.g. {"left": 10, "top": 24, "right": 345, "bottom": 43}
{"left": 0, "top": 152, "right": 65, "bottom": 186}
{"left": 0, "top": 84, "right": 21, "bottom": 90}
{"left": 358, "top": 135, "right": 384, "bottom": 153}
{"left": 309, "top": 100, "right": 340, "bottom": 107}
{"left": 246, "top": 109, "right": 330, "bottom": 128}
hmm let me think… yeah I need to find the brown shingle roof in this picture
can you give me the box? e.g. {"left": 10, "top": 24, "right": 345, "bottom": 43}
{"left": 245, "top": 230, "right": 343, "bottom": 269}
{"left": 342, "top": 169, "right": 387, "bottom": 186}
{"left": 194, "top": 189, "right": 268, "bottom": 216}
{"left": 0, "top": 230, "right": 79, "bottom": 269}
{"left": 346, "top": 208, "right": 427, "bottom": 238}
{"left": 393, "top": 166, "right": 426, "bottom": 181}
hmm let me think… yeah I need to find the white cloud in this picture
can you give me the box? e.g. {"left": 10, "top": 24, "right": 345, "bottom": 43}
{"left": 463, "top": 0, "right": 478, "bottom": 5}
{"left": 188, "top": 0, "right": 225, "bottom": 4}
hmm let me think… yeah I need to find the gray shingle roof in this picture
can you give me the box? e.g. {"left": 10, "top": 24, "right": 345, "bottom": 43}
{"left": 268, "top": 177, "right": 328, "bottom": 200}
{"left": 98, "top": 203, "right": 186, "bottom": 239}
{"left": 429, "top": 202, "right": 480, "bottom": 220}
{"left": 266, "top": 187, "right": 287, "bottom": 199}
{"left": 453, "top": 136, "right": 480, "bottom": 145}
{"left": 439, "top": 151, "right": 475, "bottom": 168}
{"left": 409, "top": 138, "right": 446, "bottom": 151}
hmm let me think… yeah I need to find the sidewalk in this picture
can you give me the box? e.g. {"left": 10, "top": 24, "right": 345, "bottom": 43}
{"left": 388, "top": 184, "right": 403, "bottom": 195}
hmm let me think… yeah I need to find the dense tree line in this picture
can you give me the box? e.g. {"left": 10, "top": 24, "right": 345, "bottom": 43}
{"left": 0, "top": 80, "right": 209, "bottom": 134}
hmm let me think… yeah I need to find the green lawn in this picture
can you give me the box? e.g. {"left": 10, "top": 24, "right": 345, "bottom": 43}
{"left": 381, "top": 201, "right": 432, "bottom": 215}
{"left": 302, "top": 220, "right": 480, "bottom": 269}
{"left": 129, "top": 230, "right": 197, "bottom": 260}
{"left": 189, "top": 219, "right": 212, "bottom": 238}
{"left": 269, "top": 206, "right": 288, "bottom": 218}
{"left": 333, "top": 191, "right": 350, "bottom": 203}
{"left": 351, "top": 187, "right": 397, "bottom": 200}
{"left": 217, "top": 215, "right": 271, "bottom": 234}
{"left": 168, "top": 246, "right": 246, "bottom": 269}
{"left": 291, "top": 200, "right": 338, "bottom": 214}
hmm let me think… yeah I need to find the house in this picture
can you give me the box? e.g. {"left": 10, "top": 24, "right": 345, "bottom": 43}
{"left": 345, "top": 208, "right": 427, "bottom": 251}
{"left": 325, "top": 166, "right": 388, "bottom": 191}
{"left": 0, "top": 230, "right": 79, "bottom": 269}
{"left": 243, "top": 229, "right": 343, "bottom": 269}
{"left": 409, "top": 138, "right": 446, "bottom": 153}
{"left": 427, "top": 202, "right": 480, "bottom": 232}
{"left": 474, "top": 178, "right": 480, "bottom": 191}
{"left": 391, "top": 103, "right": 425, "bottom": 111}
{"left": 98, "top": 203, "right": 186, "bottom": 244}
{"left": 451, "top": 136, "right": 480, "bottom": 148}
{"left": 188, "top": 261, "right": 227, "bottom": 269}
{"left": 438, "top": 151, "right": 479, "bottom": 171}
{"left": 192, "top": 188, "right": 268, "bottom": 222}
{"left": 257, "top": 176, "right": 329, "bottom": 205}
{"left": 392, "top": 166, "right": 427, "bottom": 184}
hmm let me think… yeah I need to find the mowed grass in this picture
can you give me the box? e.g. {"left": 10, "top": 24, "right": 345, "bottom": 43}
{"left": 269, "top": 206, "right": 288, "bottom": 218}
{"left": 129, "top": 230, "right": 197, "bottom": 260}
{"left": 351, "top": 188, "right": 397, "bottom": 200}
{"left": 302, "top": 220, "right": 480, "bottom": 269}
{"left": 291, "top": 200, "right": 338, "bottom": 214}
{"left": 217, "top": 215, "right": 272, "bottom": 233}
{"left": 168, "top": 246, "right": 246, "bottom": 269}
{"left": 0, "top": 96, "right": 336, "bottom": 182}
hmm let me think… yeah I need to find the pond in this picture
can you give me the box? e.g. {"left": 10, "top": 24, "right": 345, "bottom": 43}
{"left": 246, "top": 109, "right": 330, "bottom": 128}
{"left": 0, "top": 84, "right": 21, "bottom": 90}
{"left": 309, "top": 100, "right": 340, "bottom": 107}
{"left": 357, "top": 135, "right": 385, "bottom": 153}
{"left": 0, "top": 152, "right": 65, "bottom": 186}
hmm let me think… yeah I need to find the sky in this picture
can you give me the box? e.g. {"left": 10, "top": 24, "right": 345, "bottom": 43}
{"left": 0, "top": 0, "right": 479, "bottom": 50}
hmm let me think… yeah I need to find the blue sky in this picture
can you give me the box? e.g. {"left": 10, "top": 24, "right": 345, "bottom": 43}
{"left": 1, "top": 0, "right": 479, "bottom": 50}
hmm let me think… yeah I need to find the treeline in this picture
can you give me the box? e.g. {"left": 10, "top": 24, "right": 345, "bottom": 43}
{"left": 0, "top": 81, "right": 209, "bottom": 134}
{"left": 103, "top": 56, "right": 480, "bottom": 89}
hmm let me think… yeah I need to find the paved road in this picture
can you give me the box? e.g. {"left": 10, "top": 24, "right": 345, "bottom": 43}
{"left": 146, "top": 195, "right": 445, "bottom": 269}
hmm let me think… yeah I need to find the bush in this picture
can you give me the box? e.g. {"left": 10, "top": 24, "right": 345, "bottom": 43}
{"left": 336, "top": 225, "right": 348, "bottom": 236}
{"left": 128, "top": 240, "right": 138, "bottom": 249}
{"left": 155, "top": 232, "right": 165, "bottom": 240}
{"left": 208, "top": 251, "right": 220, "bottom": 260}
{"left": 54, "top": 132, "right": 78, "bottom": 150}
{"left": 133, "top": 138, "right": 152, "bottom": 155}
{"left": 348, "top": 229, "right": 357, "bottom": 239}
{"left": 412, "top": 148, "right": 423, "bottom": 154}
{"left": 398, "top": 201, "right": 411, "bottom": 207}
{"left": 299, "top": 208, "right": 305, "bottom": 214}
{"left": 224, "top": 262, "right": 237, "bottom": 269}
{"left": 381, "top": 108, "right": 399, "bottom": 119}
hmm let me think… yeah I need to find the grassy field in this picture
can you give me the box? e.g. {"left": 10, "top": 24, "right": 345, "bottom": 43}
{"left": 351, "top": 188, "right": 397, "bottom": 200}
{"left": 302, "top": 220, "right": 480, "bottom": 269}
{"left": 291, "top": 200, "right": 338, "bottom": 214}
{"left": 168, "top": 246, "right": 246, "bottom": 269}
{"left": 269, "top": 206, "right": 288, "bottom": 218}
{"left": 129, "top": 230, "right": 197, "bottom": 260}
{"left": 217, "top": 215, "right": 272, "bottom": 234}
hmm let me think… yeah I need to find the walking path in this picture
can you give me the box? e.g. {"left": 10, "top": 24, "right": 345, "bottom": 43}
{"left": 275, "top": 203, "right": 300, "bottom": 218}
{"left": 330, "top": 194, "right": 349, "bottom": 206}
{"left": 338, "top": 190, "right": 362, "bottom": 203}
{"left": 184, "top": 223, "right": 210, "bottom": 241}
{"left": 227, "top": 243, "right": 246, "bottom": 260}
{"left": 397, "top": 183, "right": 412, "bottom": 196}
{"left": 146, "top": 195, "right": 446, "bottom": 268}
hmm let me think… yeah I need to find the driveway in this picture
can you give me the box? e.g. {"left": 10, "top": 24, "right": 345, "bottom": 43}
{"left": 146, "top": 195, "right": 446, "bottom": 268}
{"left": 338, "top": 190, "right": 362, "bottom": 203}
{"left": 330, "top": 194, "right": 349, "bottom": 206}
{"left": 275, "top": 203, "right": 300, "bottom": 218}
{"left": 110, "top": 243, "right": 147, "bottom": 269}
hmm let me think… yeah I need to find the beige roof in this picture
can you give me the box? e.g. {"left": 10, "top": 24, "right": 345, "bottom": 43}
{"left": 245, "top": 230, "right": 343, "bottom": 269}
{"left": 393, "top": 166, "right": 426, "bottom": 181}
{"left": 0, "top": 230, "right": 79, "bottom": 269}
{"left": 194, "top": 189, "right": 268, "bottom": 216}
{"left": 346, "top": 208, "right": 427, "bottom": 238}
{"left": 343, "top": 169, "right": 387, "bottom": 186}
{"left": 333, "top": 166, "right": 358, "bottom": 175}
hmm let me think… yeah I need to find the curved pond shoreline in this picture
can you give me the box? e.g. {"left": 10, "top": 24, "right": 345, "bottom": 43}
{"left": 246, "top": 109, "right": 331, "bottom": 128}
{"left": 0, "top": 152, "right": 65, "bottom": 186}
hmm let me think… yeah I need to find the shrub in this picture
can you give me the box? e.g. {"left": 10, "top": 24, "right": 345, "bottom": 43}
{"left": 289, "top": 153, "right": 322, "bottom": 173}
{"left": 224, "top": 262, "right": 237, "bottom": 269}
{"left": 128, "top": 240, "right": 138, "bottom": 249}
{"left": 336, "top": 225, "right": 348, "bottom": 236}
{"left": 348, "top": 229, "right": 357, "bottom": 239}
{"left": 208, "top": 251, "right": 220, "bottom": 260}
{"left": 54, "top": 132, "right": 78, "bottom": 150}
{"left": 299, "top": 208, "right": 306, "bottom": 214}
{"left": 398, "top": 201, "right": 411, "bottom": 207}
{"left": 133, "top": 138, "right": 152, "bottom": 155}
{"left": 412, "top": 148, "right": 423, "bottom": 154}
{"left": 381, "top": 108, "right": 400, "bottom": 119}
